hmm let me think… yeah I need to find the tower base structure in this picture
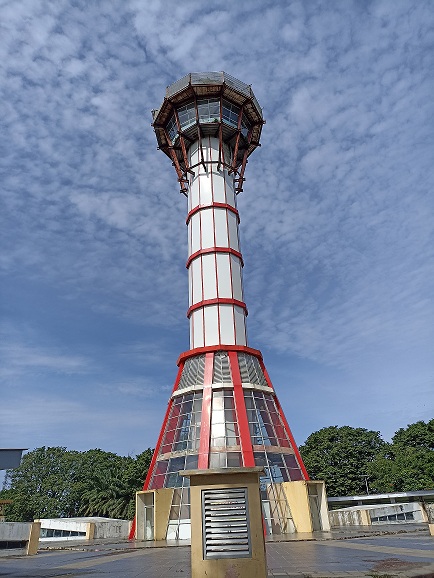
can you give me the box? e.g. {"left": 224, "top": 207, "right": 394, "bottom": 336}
{"left": 135, "top": 346, "right": 322, "bottom": 539}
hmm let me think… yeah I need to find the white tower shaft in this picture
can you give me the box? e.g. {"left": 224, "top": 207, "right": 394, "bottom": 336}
{"left": 187, "top": 136, "right": 247, "bottom": 349}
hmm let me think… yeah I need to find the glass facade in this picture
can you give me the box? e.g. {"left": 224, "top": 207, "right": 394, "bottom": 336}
{"left": 238, "top": 352, "right": 268, "bottom": 387}
{"left": 245, "top": 390, "right": 291, "bottom": 448}
{"left": 146, "top": 351, "right": 307, "bottom": 538}
{"left": 209, "top": 389, "right": 240, "bottom": 449}
{"left": 166, "top": 97, "right": 251, "bottom": 145}
{"left": 178, "top": 354, "right": 205, "bottom": 390}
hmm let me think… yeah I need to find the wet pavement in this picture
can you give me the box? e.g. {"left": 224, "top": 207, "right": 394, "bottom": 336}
{"left": 0, "top": 525, "right": 433, "bottom": 577}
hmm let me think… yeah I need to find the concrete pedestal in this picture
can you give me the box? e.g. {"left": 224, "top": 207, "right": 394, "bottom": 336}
{"left": 181, "top": 467, "right": 267, "bottom": 578}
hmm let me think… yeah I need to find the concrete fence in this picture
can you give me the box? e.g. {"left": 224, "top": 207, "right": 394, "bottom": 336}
{"left": 0, "top": 521, "right": 40, "bottom": 556}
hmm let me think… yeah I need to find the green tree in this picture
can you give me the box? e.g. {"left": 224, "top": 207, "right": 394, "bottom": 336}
{"left": 299, "top": 426, "right": 385, "bottom": 496}
{"left": 1, "top": 447, "right": 78, "bottom": 520}
{"left": 368, "top": 420, "right": 434, "bottom": 492}
{"left": 0, "top": 446, "right": 153, "bottom": 522}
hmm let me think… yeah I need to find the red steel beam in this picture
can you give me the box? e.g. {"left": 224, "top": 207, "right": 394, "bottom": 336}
{"left": 197, "top": 352, "right": 214, "bottom": 469}
{"left": 228, "top": 351, "right": 255, "bottom": 467}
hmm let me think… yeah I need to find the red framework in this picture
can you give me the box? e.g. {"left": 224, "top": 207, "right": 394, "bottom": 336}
{"left": 186, "top": 247, "right": 244, "bottom": 269}
{"left": 197, "top": 353, "right": 214, "bottom": 469}
{"left": 228, "top": 351, "right": 255, "bottom": 467}
{"left": 186, "top": 203, "right": 240, "bottom": 225}
{"left": 133, "top": 73, "right": 310, "bottom": 540}
{"left": 187, "top": 298, "right": 248, "bottom": 318}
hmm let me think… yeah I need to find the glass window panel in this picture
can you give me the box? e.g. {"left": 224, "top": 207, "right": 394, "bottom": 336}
{"left": 209, "top": 452, "right": 226, "bottom": 468}
{"left": 283, "top": 454, "right": 299, "bottom": 469}
{"left": 168, "top": 456, "right": 185, "bottom": 472}
{"left": 181, "top": 398, "right": 193, "bottom": 414}
{"left": 244, "top": 394, "right": 254, "bottom": 409}
{"left": 165, "top": 472, "right": 180, "bottom": 487}
{"left": 155, "top": 461, "right": 169, "bottom": 475}
{"left": 192, "top": 398, "right": 202, "bottom": 412}
{"left": 208, "top": 101, "right": 219, "bottom": 117}
{"left": 225, "top": 423, "right": 236, "bottom": 437}
{"left": 254, "top": 452, "right": 267, "bottom": 466}
{"left": 177, "top": 102, "right": 196, "bottom": 130}
{"left": 185, "top": 454, "right": 198, "bottom": 469}
{"left": 211, "top": 436, "right": 225, "bottom": 447}
{"left": 211, "top": 409, "right": 225, "bottom": 424}
{"left": 277, "top": 437, "right": 290, "bottom": 448}
{"left": 181, "top": 487, "right": 190, "bottom": 502}
{"left": 266, "top": 398, "right": 276, "bottom": 413}
{"left": 152, "top": 474, "right": 165, "bottom": 489}
{"left": 212, "top": 423, "right": 225, "bottom": 438}
{"left": 225, "top": 408, "right": 236, "bottom": 422}
{"left": 267, "top": 453, "right": 284, "bottom": 467}
{"left": 227, "top": 452, "right": 242, "bottom": 467}
{"left": 167, "top": 114, "right": 177, "bottom": 141}
{"left": 166, "top": 414, "right": 180, "bottom": 432}
{"left": 224, "top": 395, "right": 235, "bottom": 410}
{"left": 288, "top": 468, "right": 303, "bottom": 481}
{"left": 212, "top": 396, "right": 224, "bottom": 411}
{"left": 172, "top": 489, "right": 182, "bottom": 506}
{"left": 260, "top": 409, "right": 272, "bottom": 424}
{"left": 169, "top": 505, "right": 180, "bottom": 520}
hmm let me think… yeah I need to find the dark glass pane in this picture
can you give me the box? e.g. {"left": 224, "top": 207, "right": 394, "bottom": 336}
{"left": 283, "top": 454, "right": 298, "bottom": 469}
{"left": 227, "top": 452, "right": 242, "bottom": 467}
{"left": 155, "top": 460, "right": 169, "bottom": 475}
{"left": 254, "top": 452, "right": 267, "bottom": 466}
{"left": 185, "top": 454, "right": 198, "bottom": 469}
{"left": 288, "top": 468, "right": 303, "bottom": 481}
{"left": 168, "top": 456, "right": 185, "bottom": 472}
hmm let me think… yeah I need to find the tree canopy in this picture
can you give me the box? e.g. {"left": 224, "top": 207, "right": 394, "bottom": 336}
{"left": 300, "top": 421, "right": 434, "bottom": 496}
{"left": 299, "top": 425, "right": 385, "bottom": 496}
{"left": 2, "top": 419, "right": 433, "bottom": 520}
{"left": 368, "top": 420, "right": 434, "bottom": 493}
{"left": 0, "top": 447, "right": 153, "bottom": 522}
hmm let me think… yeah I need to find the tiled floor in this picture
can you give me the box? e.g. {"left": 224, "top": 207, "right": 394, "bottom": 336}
{"left": 0, "top": 527, "right": 433, "bottom": 577}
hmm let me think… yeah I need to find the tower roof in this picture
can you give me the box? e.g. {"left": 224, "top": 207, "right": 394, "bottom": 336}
{"left": 151, "top": 72, "right": 264, "bottom": 191}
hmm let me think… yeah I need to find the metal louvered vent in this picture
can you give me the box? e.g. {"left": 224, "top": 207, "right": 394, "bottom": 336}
{"left": 178, "top": 355, "right": 206, "bottom": 390}
{"left": 238, "top": 353, "right": 268, "bottom": 387}
{"left": 213, "top": 352, "right": 232, "bottom": 384}
{"left": 202, "top": 488, "right": 251, "bottom": 559}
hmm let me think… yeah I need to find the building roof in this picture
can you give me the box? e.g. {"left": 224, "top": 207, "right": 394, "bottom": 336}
{"left": 328, "top": 490, "right": 434, "bottom": 506}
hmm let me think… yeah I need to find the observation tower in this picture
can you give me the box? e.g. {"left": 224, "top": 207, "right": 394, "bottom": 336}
{"left": 139, "top": 72, "right": 309, "bottom": 539}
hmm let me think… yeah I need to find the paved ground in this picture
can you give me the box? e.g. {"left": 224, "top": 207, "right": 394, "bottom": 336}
{"left": 0, "top": 526, "right": 433, "bottom": 577}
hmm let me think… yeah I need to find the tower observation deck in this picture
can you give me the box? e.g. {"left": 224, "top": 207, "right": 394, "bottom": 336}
{"left": 141, "top": 72, "right": 309, "bottom": 539}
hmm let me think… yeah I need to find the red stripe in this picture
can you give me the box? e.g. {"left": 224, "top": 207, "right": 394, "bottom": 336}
{"left": 186, "top": 202, "right": 240, "bottom": 225}
{"left": 197, "top": 352, "right": 214, "bottom": 469}
{"left": 177, "top": 344, "right": 263, "bottom": 366}
{"left": 187, "top": 298, "right": 247, "bottom": 319}
{"left": 128, "top": 363, "right": 184, "bottom": 540}
{"left": 228, "top": 351, "right": 255, "bottom": 467}
{"left": 142, "top": 362, "right": 184, "bottom": 491}
{"left": 186, "top": 247, "right": 244, "bottom": 269}
{"left": 274, "top": 396, "right": 310, "bottom": 480}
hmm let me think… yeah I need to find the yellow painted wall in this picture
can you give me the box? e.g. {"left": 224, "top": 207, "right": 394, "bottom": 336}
{"left": 186, "top": 469, "right": 267, "bottom": 578}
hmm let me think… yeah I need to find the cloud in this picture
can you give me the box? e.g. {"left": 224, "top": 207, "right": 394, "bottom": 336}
{"left": 0, "top": 0, "right": 433, "bottom": 451}
{"left": 0, "top": 324, "right": 90, "bottom": 379}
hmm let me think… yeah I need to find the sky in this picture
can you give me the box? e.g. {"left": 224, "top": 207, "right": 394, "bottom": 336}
{"left": 1, "top": 0, "right": 433, "bottom": 465}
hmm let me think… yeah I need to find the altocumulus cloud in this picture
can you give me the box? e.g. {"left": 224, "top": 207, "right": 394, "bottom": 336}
{"left": 0, "top": 0, "right": 433, "bottom": 454}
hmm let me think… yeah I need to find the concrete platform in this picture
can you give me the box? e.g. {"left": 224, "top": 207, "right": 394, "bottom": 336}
{"left": 0, "top": 524, "right": 433, "bottom": 577}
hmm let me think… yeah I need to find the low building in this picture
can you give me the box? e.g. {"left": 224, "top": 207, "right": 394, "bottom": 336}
{"left": 38, "top": 517, "right": 131, "bottom": 541}
{"left": 328, "top": 490, "right": 434, "bottom": 528}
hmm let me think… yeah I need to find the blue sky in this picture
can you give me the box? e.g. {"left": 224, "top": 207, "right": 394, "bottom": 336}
{"left": 1, "top": 0, "right": 433, "bottom": 462}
